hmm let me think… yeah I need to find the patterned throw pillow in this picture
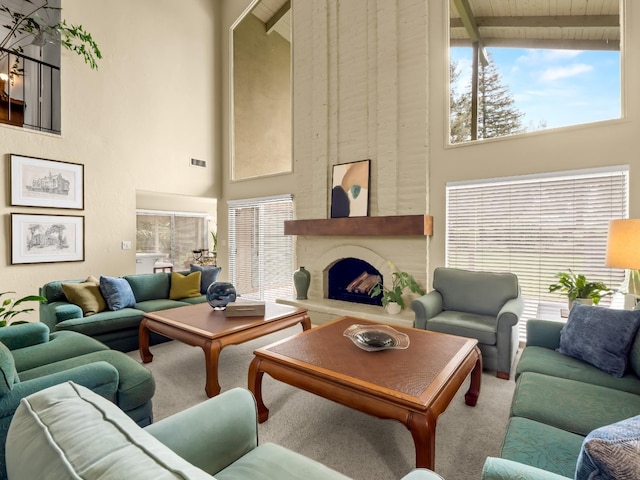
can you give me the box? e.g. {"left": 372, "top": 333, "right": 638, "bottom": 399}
{"left": 576, "top": 415, "right": 640, "bottom": 480}
{"left": 557, "top": 304, "right": 640, "bottom": 377}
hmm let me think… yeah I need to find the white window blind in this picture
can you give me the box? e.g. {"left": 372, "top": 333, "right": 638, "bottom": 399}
{"left": 446, "top": 167, "right": 628, "bottom": 340}
{"left": 228, "top": 195, "right": 294, "bottom": 302}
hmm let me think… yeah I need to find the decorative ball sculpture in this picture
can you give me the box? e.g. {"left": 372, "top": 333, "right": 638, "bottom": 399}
{"left": 206, "top": 282, "right": 237, "bottom": 309}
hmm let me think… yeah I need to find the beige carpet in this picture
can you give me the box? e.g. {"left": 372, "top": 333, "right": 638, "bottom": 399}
{"left": 126, "top": 326, "right": 516, "bottom": 480}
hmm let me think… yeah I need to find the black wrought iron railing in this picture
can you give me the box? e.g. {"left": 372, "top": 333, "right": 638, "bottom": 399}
{"left": 0, "top": 46, "right": 61, "bottom": 134}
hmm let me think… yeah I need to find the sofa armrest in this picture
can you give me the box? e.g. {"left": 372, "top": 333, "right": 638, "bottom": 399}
{"left": 0, "top": 322, "right": 50, "bottom": 350}
{"left": 526, "top": 319, "right": 564, "bottom": 349}
{"left": 411, "top": 291, "right": 444, "bottom": 329}
{"left": 39, "top": 301, "right": 83, "bottom": 331}
{"left": 496, "top": 295, "right": 524, "bottom": 329}
{"left": 0, "top": 362, "right": 119, "bottom": 420}
{"left": 145, "top": 387, "right": 258, "bottom": 476}
{"left": 482, "top": 457, "right": 571, "bottom": 480}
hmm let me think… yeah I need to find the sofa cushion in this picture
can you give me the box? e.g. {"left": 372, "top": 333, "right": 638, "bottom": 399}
{"left": 557, "top": 304, "right": 640, "bottom": 377}
{"left": 61, "top": 276, "right": 107, "bottom": 316}
{"left": 134, "top": 299, "right": 191, "bottom": 313}
{"left": 433, "top": 267, "right": 519, "bottom": 317}
{"left": 500, "top": 417, "right": 584, "bottom": 479}
{"left": 55, "top": 309, "right": 144, "bottom": 337}
{"left": 100, "top": 276, "right": 137, "bottom": 311}
{"left": 575, "top": 415, "right": 640, "bottom": 480}
{"left": 125, "top": 273, "right": 171, "bottom": 302}
{"left": 216, "top": 442, "right": 351, "bottom": 480}
{"left": 629, "top": 328, "right": 640, "bottom": 379}
{"left": 0, "top": 342, "right": 18, "bottom": 395}
{"left": 426, "top": 310, "right": 497, "bottom": 345}
{"left": 190, "top": 264, "right": 222, "bottom": 294}
{"left": 511, "top": 372, "right": 640, "bottom": 436}
{"left": 6, "top": 382, "right": 212, "bottom": 480}
{"left": 170, "top": 271, "right": 202, "bottom": 300}
{"left": 516, "top": 345, "right": 640, "bottom": 396}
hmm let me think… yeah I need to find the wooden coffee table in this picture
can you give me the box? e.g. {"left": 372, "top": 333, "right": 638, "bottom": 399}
{"left": 248, "top": 316, "right": 482, "bottom": 470}
{"left": 139, "top": 302, "right": 310, "bottom": 397}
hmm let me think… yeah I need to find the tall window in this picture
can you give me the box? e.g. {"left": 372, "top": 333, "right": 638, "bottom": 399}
{"left": 228, "top": 195, "right": 293, "bottom": 302}
{"left": 136, "top": 210, "right": 210, "bottom": 270}
{"left": 446, "top": 167, "right": 628, "bottom": 338}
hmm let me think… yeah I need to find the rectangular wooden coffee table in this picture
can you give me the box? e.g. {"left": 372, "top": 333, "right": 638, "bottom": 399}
{"left": 139, "top": 302, "right": 310, "bottom": 397}
{"left": 248, "top": 316, "right": 481, "bottom": 470}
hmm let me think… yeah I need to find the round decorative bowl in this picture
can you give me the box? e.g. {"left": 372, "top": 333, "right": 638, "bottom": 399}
{"left": 206, "top": 282, "right": 237, "bottom": 309}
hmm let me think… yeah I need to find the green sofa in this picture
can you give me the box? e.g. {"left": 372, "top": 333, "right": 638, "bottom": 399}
{"left": 39, "top": 271, "right": 212, "bottom": 352}
{"left": 6, "top": 382, "right": 443, "bottom": 480}
{"left": 482, "top": 317, "right": 640, "bottom": 479}
{"left": 0, "top": 323, "right": 155, "bottom": 479}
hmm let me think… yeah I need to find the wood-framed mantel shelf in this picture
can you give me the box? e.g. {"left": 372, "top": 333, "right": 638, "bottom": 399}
{"left": 284, "top": 215, "right": 433, "bottom": 236}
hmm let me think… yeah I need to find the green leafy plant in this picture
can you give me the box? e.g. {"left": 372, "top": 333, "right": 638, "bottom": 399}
{"left": 548, "top": 270, "right": 612, "bottom": 305}
{"left": 369, "top": 271, "right": 425, "bottom": 309}
{"left": 210, "top": 231, "right": 217, "bottom": 252}
{"left": 0, "top": 291, "right": 47, "bottom": 327}
{"left": 0, "top": 0, "right": 101, "bottom": 70}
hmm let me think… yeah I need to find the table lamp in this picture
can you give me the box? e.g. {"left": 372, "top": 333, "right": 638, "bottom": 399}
{"left": 605, "top": 219, "right": 640, "bottom": 305}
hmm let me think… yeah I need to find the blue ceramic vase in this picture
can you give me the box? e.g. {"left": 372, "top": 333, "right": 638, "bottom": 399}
{"left": 206, "top": 282, "right": 237, "bottom": 309}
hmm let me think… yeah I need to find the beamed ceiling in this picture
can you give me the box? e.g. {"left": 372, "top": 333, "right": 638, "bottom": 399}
{"left": 450, "top": 0, "right": 620, "bottom": 52}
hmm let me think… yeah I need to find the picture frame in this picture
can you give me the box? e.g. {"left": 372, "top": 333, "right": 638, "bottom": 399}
{"left": 10, "top": 154, "right": 84, "bottom": 209}
{"left": 11, "top": 213, "right": 85, "bottom": 264}
{"left": 330, "top": 159, "right": 371, "bottom": 218}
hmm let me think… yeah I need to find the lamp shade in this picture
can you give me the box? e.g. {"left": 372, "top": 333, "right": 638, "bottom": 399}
{"left": 606, "top": 219, "right": 640, "bottom": 270}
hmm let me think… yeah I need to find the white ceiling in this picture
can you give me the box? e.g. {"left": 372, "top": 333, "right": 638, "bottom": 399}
{"left": 251, "top": 0, "right": 291, "bottom": 42}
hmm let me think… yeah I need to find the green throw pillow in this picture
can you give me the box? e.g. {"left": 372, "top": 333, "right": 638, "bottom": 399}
{"left": 169, "top": 272, "right": 202, "bottom": 300}
{"left": 61, "top": 276, "right": 107, "bottom": 317}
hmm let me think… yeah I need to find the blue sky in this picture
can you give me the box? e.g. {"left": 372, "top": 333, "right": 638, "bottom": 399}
{"left": 450, "top": 47, "right": 621, "bottom": 132}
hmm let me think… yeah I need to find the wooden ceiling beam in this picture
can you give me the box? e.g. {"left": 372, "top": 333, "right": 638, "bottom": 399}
{"left": 452, "top": 0, "right": 488, "bottom": 66}
{"left": 450, "top": 37, "right": 620, "bottom": 51}
{"left": 451, "top": 15, "right": 619, "bottom": 29}
{"left": 266, "top": 0, "right": 290, "bottom": 35}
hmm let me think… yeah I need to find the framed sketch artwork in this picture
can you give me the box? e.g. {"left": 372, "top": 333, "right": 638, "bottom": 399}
{"left": 11, "top": 214, "right": 85, "bottom": 264}
{"left": 10, "top": 155, "right": 84, "bottom": 209}
{"left": 330, "top": 159, "right": 371, "bottom": 218}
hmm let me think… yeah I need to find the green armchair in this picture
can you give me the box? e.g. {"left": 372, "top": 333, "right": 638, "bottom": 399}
{"left": 411, "top": 267, "right": 523, "bottom": 379}
{"left": 0, "top": 323, "right": 156, "bottom": 480}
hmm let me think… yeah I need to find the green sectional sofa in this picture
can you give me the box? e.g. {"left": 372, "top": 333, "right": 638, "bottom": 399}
{"left": 0, "top": 322, "right": 155, "bottom": 480}
{"left": 482, "top": 311, "right": 640, "bottom": 479}
{"left": 39, "top": 270, "right": 218, "bottom": 352}
{"left": 6, "top": 383, "right": 443, "bottom": 480}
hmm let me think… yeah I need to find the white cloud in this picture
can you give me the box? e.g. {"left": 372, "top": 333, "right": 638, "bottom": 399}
{"left": 517, "top": 49, "right": 584, "bottom": 65}
{"left": 539, "top": 63, "right": 593, "bottom": 82}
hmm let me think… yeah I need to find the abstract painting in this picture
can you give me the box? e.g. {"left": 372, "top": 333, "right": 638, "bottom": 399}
{"left": 330, "top": 159, "right": 370, "bottom": 218}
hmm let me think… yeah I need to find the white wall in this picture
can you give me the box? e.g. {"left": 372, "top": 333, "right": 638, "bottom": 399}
{"left": 0, "top": 0, "right": 220, "bottom": 313}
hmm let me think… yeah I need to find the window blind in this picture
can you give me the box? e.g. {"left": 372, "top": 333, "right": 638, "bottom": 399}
{"left": 446, "top": 167, "right": 628, "bottom": 340}
{"left": 228, "top": 195, "right": 294, "bottom": 302}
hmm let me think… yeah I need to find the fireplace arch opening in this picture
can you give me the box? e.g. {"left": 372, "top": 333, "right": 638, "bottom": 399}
{"left": 327, "top": 257, "right": 383, "bottom": 306}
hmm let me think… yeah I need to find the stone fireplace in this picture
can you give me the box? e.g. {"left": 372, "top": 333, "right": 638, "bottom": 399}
{"left": 327, "top": 257, "right": 383, "bottom": 306}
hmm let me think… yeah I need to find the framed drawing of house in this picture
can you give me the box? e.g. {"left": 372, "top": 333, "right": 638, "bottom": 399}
{"left": 10, "top": 155, "right": 84, "bottom": 209}
{"left": 330, "top": 159, "right": 370, "bottom": 218}
{"left": 11, "top": 214, "right": 85, "bottom": 264}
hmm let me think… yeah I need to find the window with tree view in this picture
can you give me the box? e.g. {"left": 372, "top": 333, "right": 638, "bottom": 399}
{"left": 449, "top": 0, "right": 621, "bottom": 144}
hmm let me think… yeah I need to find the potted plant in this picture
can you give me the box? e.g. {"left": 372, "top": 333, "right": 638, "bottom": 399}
{"left": 548, "top": 270, "right": 612, "bottom": 308}
{"left": 369, "top": 271, "right": 425, "bottom": 313}
{"left": 0, "top": 291, "right": 46, "bottom": 327}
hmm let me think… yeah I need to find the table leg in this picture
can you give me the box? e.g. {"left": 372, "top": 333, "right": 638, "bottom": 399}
{"left": 464, "top": 346, "right": 482, "bottom": 406}
{"left": 300, "top": 314, "right": 312, "bottom": 331}
{"left": 139, "top": 319, "right": 153, "bottom": 363}
{"left": 407, "top": 411, "right": 437, "bottom": 470}
{"left": 202, "top": 340, "right": 223, "bottom": 397}
{"left": 248, "top": 357, "right": 269, "bottom": 423}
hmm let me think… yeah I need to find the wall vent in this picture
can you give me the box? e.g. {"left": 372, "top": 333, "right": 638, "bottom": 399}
{"left": 190, "top": 158, "right": 207, "bottom": 168}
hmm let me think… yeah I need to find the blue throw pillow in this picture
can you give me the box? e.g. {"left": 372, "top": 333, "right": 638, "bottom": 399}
{"left": 558, "top": 304, "right": 640, "bottom": 377}
{"left": 576, "top": 415, "right": 640, "bottom": 480}
{"left": 190, "top": 264, "right": 221, "bottom": 294}
{"left": 99, "top": 276, "right": 136, "bottom": 311}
